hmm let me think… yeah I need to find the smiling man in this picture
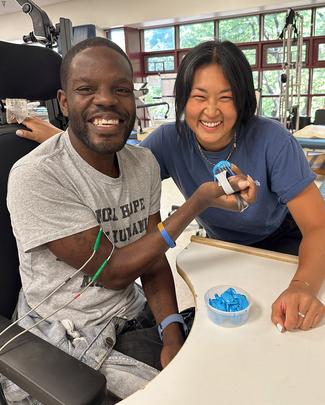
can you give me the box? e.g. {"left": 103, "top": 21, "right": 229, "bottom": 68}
{"left": 5, "top": 38, "right": 253, "bottom": 404}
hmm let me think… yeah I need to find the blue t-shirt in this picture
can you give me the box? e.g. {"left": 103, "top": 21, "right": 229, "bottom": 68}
{"left": 141, "top": 116, "right": 315, "bottom": 245}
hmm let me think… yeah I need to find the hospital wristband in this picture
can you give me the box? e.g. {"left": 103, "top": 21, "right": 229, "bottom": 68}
{"left": 158, "top": 313, "right": 188, "bottom": 341}
{"left": 157, "top": 222, "right": 176, "bottom": 248}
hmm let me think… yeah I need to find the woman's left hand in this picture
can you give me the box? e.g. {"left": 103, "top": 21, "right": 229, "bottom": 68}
{"left": 16, "top": 116, "right": 61, "bottom": 143}
{"left": 271, "top": 283, "right": 325, "bottom": 331}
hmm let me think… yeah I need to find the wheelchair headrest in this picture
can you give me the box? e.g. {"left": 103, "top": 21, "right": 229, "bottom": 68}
{"left": 0, "top": 41, "right": 62, "bottom": 101}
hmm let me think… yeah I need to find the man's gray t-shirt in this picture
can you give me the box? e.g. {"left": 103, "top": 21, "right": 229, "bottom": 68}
{"left": 7, "top": 131, "right": 161, "bottom": 329}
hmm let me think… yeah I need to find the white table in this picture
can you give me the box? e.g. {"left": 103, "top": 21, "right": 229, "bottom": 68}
{"left": 122, "top": 236, "right": 325, "bottom": 405}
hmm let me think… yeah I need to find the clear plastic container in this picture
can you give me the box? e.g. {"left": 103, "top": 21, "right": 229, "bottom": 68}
{"left": 204, "top": 285, "right": 251, "bottom": 328}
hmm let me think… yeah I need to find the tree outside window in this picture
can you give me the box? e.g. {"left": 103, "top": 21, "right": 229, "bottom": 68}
{"left": 315, "top": 7, "right": 325, "bottom": 36}
{"left": 265, "top": 45, "right": 307, "bottom": 65}
{"left": 252, "top": 71, "right": 259, "bottom": 89}
{"left": 241, "top": 48, "right": 257, "bottom": 65}
{"left": 261, "top": 70, "right": 281, "bottom": 117}
{"left": 261, "top": 97, "right": 280, "bottom": 118}
{"left": 218, "top": 16, "right": 259, "bottom": 42}
{"left": 140, "top": 6, "right": 325, "bottom": 119}
{"left": 179, "top": 22, "right": 215, "bottom": 48}
{"left": 145, "top": 55, "right": 175, "bottom": 73}
{"left": 263, "top": 12, "right": 286, "bottom": 40}
{"left": 264, "top": 10, "right": 310, "bottom": 39}
{"left": 299, "top": 9, "right": 312, "bottom": 37}
{"left": 312, "top": 68, "right": 325, "bottom": 93}
{"left": 144, "top": 27, "right": 175, "bottom": 51}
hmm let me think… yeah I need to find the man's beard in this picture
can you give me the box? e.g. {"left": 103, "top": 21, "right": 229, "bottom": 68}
{"left": 68, "top": 108, "right": 136, "bottom": 154}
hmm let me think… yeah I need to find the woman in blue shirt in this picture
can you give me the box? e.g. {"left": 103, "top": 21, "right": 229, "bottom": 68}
{"left": 142, "top": 41, "right": 325, "bottom": 333}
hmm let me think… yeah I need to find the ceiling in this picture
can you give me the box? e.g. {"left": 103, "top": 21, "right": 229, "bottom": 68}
{"left": 0, "top": 0, "right": 68, "bottom": 16}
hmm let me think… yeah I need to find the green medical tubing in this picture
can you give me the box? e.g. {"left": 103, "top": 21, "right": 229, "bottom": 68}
{"left": 91, "top": 258, "right": 109, "bottom": 282}
{"left": 93, "top": 228, "right": 103, "bottom": 252}
{"left": 91, "top": 228, "right": 112, "bottom": 282}
{"left": 0, "top": 226, "right": 115, "bottom": 354}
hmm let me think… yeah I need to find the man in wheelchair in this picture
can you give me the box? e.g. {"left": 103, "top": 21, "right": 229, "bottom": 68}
{"left": 2, "top": 37, "right": 252, "bottom": 404}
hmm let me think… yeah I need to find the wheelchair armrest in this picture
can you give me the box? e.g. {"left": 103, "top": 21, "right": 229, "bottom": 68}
{"left": 0, "top": 316, "right": 107, "bottom": 405}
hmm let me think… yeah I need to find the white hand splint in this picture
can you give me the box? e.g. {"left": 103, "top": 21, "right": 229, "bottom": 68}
{"left": 212, "top": 160, "right": 249, "bottom": 213}
{"left": 215, "top": 169, "right": 235, "bottom": 195}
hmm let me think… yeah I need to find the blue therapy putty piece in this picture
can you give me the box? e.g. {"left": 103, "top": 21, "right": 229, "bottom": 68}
{"left": 209, "top": 288, "right": 249, "bottom": 312}
{"left": 212, "top": 160, "right": 235, "bottom": 180}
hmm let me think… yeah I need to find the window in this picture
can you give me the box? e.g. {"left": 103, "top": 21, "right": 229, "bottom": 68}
{"left": 179, "top": 22, "right": 214, "bottom": 49}
{"left": 144, "top": 75, "right": 161, "bottom": 101}
{"left": 299, "top": 9, "right": 312, "bottom": 37}
{"left": 139, "top": 6, "right": 325, "bottom": 119}
{"left": 313, "top": 39, "right": 325, "bottom": 66}
{"left": 292, "top": 96, "right": 307, "bottom": 116}
{"left": 262, "top": 70, "right": 282, "bottom": 95}
{"left": 264, "top": 10, "right": 310, "bottom": 39}
{"left": 296, "top": 68, "right": 309, "bottom": 95}
{"left": 261, "top": 68, "right": 309, "bottom": 117}
{"left": 218, "top": 15, "right": 259, "bottom": 42}
{"left": 263, "top": 12, "right": 286, "bottom": 40}
{"left": 109, "top": 28, "right": 125, "bottom": 52}
{"left": 252, "top": 71, "right": 259, "bottom": 89}
{"left": 311, "top": 96, "right": 325, "bottom": 119}
{"left": 261, "top": 97, "right": 279, "bottom": 118}
{"left": 315, "top": 7, "right": 325, "bottom": 36}
{"left": 145, "top": 55, "right": 175, "bottom": 73}
{"left": 144, "top": 27, "right": 175, "bottom": 51}
{"left": 261, "top": 70, "right": 282, "bottom": 117}
{"left": 241, "top": 47, "right": 257, "bottom": 66}
{"left": 312, "top": 68, "right": 325, "bottom": 93}
{"left": 264, "top": 44, "right": 307, "bottom": 66}
{"left": 319, "top": 43, "right": 325, "bottom": 61}
{"left": 144, "top": 75, "right": 176, "bottom": 120}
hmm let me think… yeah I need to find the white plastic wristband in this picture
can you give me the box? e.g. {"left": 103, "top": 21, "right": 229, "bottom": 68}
{"left": 158, "top": 313, "right": 188, "bottom": 341}
{"left": 215, "top": 171, "right": 235, "bottom": 195}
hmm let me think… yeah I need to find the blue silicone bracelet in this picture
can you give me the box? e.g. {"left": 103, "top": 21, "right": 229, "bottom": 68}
{"left": 160, "top": 228, "right": 176, "bottom": 248}
{"left": 157, "top": 222, "right": 176, "bottom": 248}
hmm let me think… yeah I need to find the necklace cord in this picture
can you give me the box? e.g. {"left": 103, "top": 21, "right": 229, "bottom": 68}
{"left": 196, "top": 132, "right": 237, "bottom": 168}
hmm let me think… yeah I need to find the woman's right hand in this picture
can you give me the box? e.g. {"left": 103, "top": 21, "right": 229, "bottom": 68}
{"left": 215, "top": 174, "right": 256, "bottom": 211}
{"left": 16, "top": 116, "right": 61, "bottom": 143}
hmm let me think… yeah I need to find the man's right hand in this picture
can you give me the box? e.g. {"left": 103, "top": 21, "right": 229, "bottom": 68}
{"left": 195, "top": 166, "right": 256, "bottom": 212}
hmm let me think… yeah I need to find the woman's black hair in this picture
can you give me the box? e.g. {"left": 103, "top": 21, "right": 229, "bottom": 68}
{"left": 60, "top": 37, "right": 133, "bottom": 91}
{"left": 174, "top": 40, "right": 256, "bottom": 137}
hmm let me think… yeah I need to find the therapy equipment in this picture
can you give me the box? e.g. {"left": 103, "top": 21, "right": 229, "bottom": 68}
{"left": 213, "top": 161, "right": 249, "bottom": 212}
{"left": 279, "top": 8, "right": 304, "bottom": 131}
{"left": 15, "top": 0, "right": 72, "bottom": 53}
{"left": 1, "top": 0, "right": 73, "bottom": 130}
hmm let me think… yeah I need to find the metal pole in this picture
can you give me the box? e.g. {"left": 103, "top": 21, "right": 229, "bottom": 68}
{"left": 278, "top": 9, "right": 303, "bottom": 131}
{"left": 295, "top": 13, "right": 304, "bottom": 130}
